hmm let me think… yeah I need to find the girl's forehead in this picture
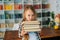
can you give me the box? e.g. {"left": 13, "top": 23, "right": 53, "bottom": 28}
{"left": 25, "top": 9, "right": 34, "bottom": 14}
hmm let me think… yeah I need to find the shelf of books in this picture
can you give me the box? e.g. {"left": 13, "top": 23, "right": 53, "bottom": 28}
{"left": 0, "top": 0, "right": 13, "bottom": 40}
{"left": 42, "top": 0, "right": 51, "bottom": 27}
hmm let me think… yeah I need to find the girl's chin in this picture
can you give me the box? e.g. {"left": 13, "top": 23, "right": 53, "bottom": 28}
{"left": 26, "top": 19, "right": 35, "bottom": 21}
{"left": 26, "top": 20, "right": 33, "bottom": 21}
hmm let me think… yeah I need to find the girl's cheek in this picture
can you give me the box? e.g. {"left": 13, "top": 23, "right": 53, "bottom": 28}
{"left": 32, "top": 16, "right": 35, "bottom": 19}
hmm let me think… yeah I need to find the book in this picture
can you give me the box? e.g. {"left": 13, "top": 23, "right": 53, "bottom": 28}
{"left": 23, "top": 25, "right": 40, "bottom": 29}
{"left": 0, "top": 15, "right": 4, "bottom": 19}
{"left": 8, "top": 23, "right": 14, "bottom": 28}
{"left": 22, "top": 21, "right": 40, "bottom": 25}
{"left": 0, "top": 32, "right": 5, "bottom": 38}
{"left": 1, "top": 24, "right": 5, "bottom": 28}
{"left": 22, "top": 21, "right": 41, "bottom": 32}
{"left": 24, "top": 28, "right": 41, "bottom": 32}
{"left": 0, "top": 5, "right": 3, "bottom": 10}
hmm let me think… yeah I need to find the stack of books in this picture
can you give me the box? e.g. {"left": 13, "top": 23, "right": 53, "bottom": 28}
{"left": 22, "top": 21, "right": 41, "bottom": 32}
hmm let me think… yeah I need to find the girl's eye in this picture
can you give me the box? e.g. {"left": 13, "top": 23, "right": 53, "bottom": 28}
{"left": 32, "top": 14, "right": 34, "bottom": 16}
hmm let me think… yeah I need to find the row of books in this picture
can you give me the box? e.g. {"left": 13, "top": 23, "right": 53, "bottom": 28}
{"left": 0, "top": 0, "right": 40, "bottom": 3}
{"left": 0, "top": 24, "right": 5, "bottom": 28}
{"left": 24, "top": 0, "right": 40, "bottom": 3}
{"left": 24, "top": 4, "right": 41, "bottom": 9}
{"left": 37, "top": 12, "right": 50, "bottom": 17}
{"left": 0, "top": 0, "right": 13, "bottom": 1}
{"left": 0, "top": 4, "right": 41, "bottom": 10}
{"left": 4, "top": 4, "right": 13, "bottom": 10}
{"left": 5, "top": 14, "right": 22, "bottom": 19}
{"left": 42, "top": 12, "right": 50, "bottom": 17}
{"left": 0, "top": 4, "right": 50, "bottom": 10}
{"left": 17, "top": 4, "right": 49, "bottom": 9}
{"left": 4, "top": 0, "right": 13, "bottom": 1}
{"left": 42, "top": 18, "right": 50, "bottom": 25}
{"left": 0, "top": 23, "right": 14, "bottom": 28}
{"left": 5, "top": 13, "right": 14, "bottom": 19}
{"left": 14, "top": 0, "right": 22, "bottom": 3}
{"left": 0, "top": 12, "right": 51, "bottom": 19}
{"left": 15, "top": 14, "right": 22, "bottom": 18}
{"left": 0, "top": 14, "right": 22, "bottom": 19}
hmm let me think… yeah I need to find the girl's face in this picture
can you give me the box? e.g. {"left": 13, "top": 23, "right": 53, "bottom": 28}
{"left": 25, "top": 9, "right": 35, "bottom": 21}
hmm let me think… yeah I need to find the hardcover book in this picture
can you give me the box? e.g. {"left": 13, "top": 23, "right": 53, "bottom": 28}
{"left": 22, "top": 21, "right": 41, "bottom": 32}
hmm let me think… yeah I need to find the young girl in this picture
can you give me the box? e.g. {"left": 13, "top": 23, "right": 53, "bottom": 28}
{"left": 13, "top": 5, "right": 41, "bottom": 40}
{"left": 21, "top": 5, "right": 41, "bottom": 40}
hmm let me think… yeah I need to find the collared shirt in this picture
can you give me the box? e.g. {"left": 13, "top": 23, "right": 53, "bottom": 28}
{"left": 29, "top": 32, "right": 40, "bottom": 40}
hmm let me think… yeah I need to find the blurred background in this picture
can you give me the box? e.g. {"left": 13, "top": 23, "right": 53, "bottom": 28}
{"left": 0, "top": 0, "right": 60, "bottom": 40}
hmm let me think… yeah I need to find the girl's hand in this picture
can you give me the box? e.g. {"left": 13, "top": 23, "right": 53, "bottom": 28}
{"left": 20, "top": 26, "right": 28, "bottom": 36}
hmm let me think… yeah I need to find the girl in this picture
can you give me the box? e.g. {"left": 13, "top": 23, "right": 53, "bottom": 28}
{"left": 21, "top": 5, "right": 41, "bottom": 40}
{"left": 13, "top": 5, "right": 41, "bottom": 40}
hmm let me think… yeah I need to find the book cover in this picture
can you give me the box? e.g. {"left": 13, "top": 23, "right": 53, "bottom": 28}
{"left": 22, "top": 21, "right": 40, "bottom": 25}
{"left": 23, "top": 21, "right": 41, "bottom": 32}
{"left": 23, "top": 25, "right": 40, "bottom": 29}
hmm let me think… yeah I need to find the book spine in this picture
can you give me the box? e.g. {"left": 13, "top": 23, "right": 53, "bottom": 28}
{"left": 24, "top": 28, "right": 41, "bottom": 32}
{"left": 23, "top": 25, "right": 40, "bottom": 29}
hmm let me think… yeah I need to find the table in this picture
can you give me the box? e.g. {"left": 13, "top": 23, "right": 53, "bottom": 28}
{"left": 4, "top": 27, "right": 60, "bottom": 40}
{"left": 40, "top": 27, "right": 59, "bottom": 38}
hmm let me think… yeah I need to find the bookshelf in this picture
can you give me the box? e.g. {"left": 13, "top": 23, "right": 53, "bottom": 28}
{"left": 0, "top": 0, "right": 42, "bottom": 23}
{"left": 42, "top": 0, "right": 51, "bottom": 27}
{"left": 0, "top": 0, "right": 14, "bottom": 40}
{"left": 0, "top": 0, "right": 53, "bottom": 40}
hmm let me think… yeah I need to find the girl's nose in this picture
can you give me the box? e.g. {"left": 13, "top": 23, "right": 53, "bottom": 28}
{"left": 30, "top": 16, "right": 32, "bottom": 19}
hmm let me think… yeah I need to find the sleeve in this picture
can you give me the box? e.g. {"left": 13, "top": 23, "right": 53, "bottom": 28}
{"left": 12, "top": 23, "right": 19, "bottom": 30}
